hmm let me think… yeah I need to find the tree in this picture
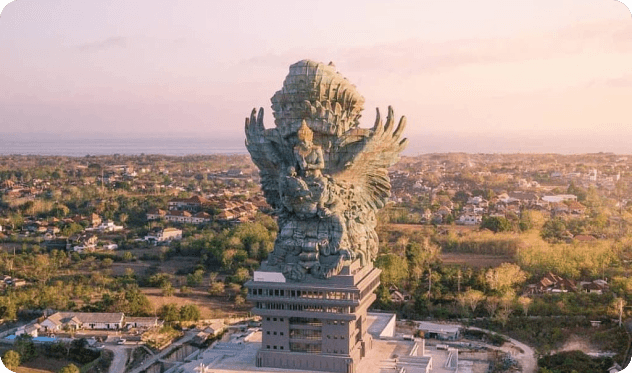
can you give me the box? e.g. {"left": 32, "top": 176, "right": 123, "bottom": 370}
{"left": 58, "top": 363, "right": 80, "bottom": 373}
{"left": 494, "top": 308, "right": 512, "bottom": 327}
{"left": 2, "top": 350, "right": 20, "bottom": 370}
{"left": 159, "top": 304, "right": 179, "bottom": 322}
{"left": 234, "top": 295, "right": 246, "bottom": 307}
{"left": 375, "top": 253, "right": 408, "bottom": 286}
{"left": 517, "top": 296, "right": 533, "bottom": 316}
{"left": 14, "top": 334, "right": 37, "bottom": 362}
{"left": 458, "top": 289, "right": 485, "bottom": 314}
{"left": 161, "top": 282, "right": 174, "bottom": 297}
{"left": 187, "top": 269, "right": 204, "bottom": 286}
{"left": 485, "top": 263, "right": 526, "bottom": 294}
{"left": 480, "top": 216, "right": 512, "bottom": 233}
{"left": 485, "top": 296, "right": 500, "bottom": 318}
{"left": 179, "top": 304, "right": 201, "bottom": 321}
{"left": 208, "top": 282, "right": 225, "bottom": 296}
{"left": 122, "top": 251, "right": 133, "bottom": 262}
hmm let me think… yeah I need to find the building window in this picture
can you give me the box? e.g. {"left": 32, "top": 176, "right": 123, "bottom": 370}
{"left": 273, "top": 318, "right": 277, "bottom": 321}
{"left": 267, "top": 345, "right": 270, "bottom": 349}
{"left": 274, "top": 332, "right": 277, "bottom": 335}
{"left": 280, "top": 332, "right": 284, "bottom": 336}
{"left": 280, "top": 318, "right": 284, "bottom": 322}
{"left": 273, "top": 346, "right": 277, "bottom": 349}
{"left": 267, "top": 331, "right": 270, "bottom": 335}
{"left": 280, "top": 346, "right": 284, "bottom": 350}
{"left": 267, "top": 317, "right": 270, "bottom": 321}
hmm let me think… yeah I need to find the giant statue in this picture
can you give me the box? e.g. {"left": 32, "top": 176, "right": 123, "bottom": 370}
{"left": 245, "top": 60, "right": 408, "bottom": 281}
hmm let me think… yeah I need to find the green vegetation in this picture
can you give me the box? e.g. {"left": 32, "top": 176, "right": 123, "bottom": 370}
{"left": 538, "top": 350, "right": 614, "bottom": 373}
{"left": 2, "top": 349, "right": 20, "bottom": 370}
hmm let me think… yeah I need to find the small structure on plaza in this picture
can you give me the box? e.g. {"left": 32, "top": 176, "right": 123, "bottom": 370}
{"left": 245, "top": 60, "right": 407, "bottom": 373}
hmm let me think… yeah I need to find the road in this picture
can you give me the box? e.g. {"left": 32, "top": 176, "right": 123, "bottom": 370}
{"left": 467, "top": 326, "right": 537, "bottom": 373}
{"left": 107, "top": 346, "right": 129, "bottom": 373}
{"left": 127, "top": 330, "right": 198, "bottom": 373}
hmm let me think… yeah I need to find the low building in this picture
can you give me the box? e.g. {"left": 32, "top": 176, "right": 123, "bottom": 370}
{"left": 416, "top": 322, "right": 461, "bottom": 340}
{"left": 147, "top": 209, "right": 167, "bottom": 220}
{"left": 144, "top": 227, "right": 183, "bottom": 243}
{"left": 16, "top": 323, "right": 39, "bottom": 338}
{"left": 125, "top": 317, "right": 161, "bottom": 329}
{"left": 40, "top": 312, "right": 124, "bottom": 331}
{"left": 97, "top": 220, "right": 124, "bottom": 232}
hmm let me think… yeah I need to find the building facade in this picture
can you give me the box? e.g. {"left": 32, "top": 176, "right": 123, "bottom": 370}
{"left": 246, "top": 261, "right": 380, "bottom": 373}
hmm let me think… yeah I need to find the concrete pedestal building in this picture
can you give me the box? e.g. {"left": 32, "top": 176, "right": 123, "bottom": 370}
{"left": 245, "top": 261, "right": 381, "bottom": 373}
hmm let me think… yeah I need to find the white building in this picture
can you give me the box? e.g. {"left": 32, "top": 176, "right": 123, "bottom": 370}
{"left": 144, "top": 227, "right": 183, "bottom": 243}
{"left": 40, "top": 312, "right": 124, "bottom": 331}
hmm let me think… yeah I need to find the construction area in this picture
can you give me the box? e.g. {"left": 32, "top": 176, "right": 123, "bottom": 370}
{"left": 150, "top": 314, "right": 524, "bottom": 373}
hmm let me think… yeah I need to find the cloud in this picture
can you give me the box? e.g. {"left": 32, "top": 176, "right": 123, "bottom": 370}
{"left": 241, "top": 19, "right": 632, "bottom": 76}
{"left": 76, "top": 36, "right": 127, "bottom": 52}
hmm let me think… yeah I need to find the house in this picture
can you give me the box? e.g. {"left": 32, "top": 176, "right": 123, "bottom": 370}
{"left": 204, "top": 321, "right": 226, "bottom": 337}
{"left": 40, "top": 312, "right": 125, "bottom": 332}
{"left": 527, "top": 272, "right": 577, "bottom": 294}
{"left": 551, "top": 202, "right": 569, "bottom": 215}
{"left": 144, "top": 227, "right": 183, "bottom": 243}
{"left": 146, "top": 209, "right": 167, "bottom": 220}
{"left": 390, "top": 290, "right": 410, "bottom": 303}
{"left": 165, "top": 210, "right": 192, "bottom": 223}
{"left": 458, "top": 214, "right": 482, "bottom": 226}
{"left": 97, "top": 220, "right": 124, "bottom": 232}
{"left": 508, "top": 192, "right": 538, "bottom": 206}
{"left": 15, "top": 323, "right": 39, "bottom": 338}
{"left": 573, "top": 234, "right": 596, "bottom": 243}
{"left": 579, "top": 279, "right": 609, "bottom": 294}
{"left": 542, "top": 194, "right": 578, "bottom": 203}
{"left": 416, "top": 321, "right": 461, "bottom": 340}
{"left": 191, "top": 212, "right": 212, "bottom": 224}
{"left": 125, "top": 317, "right": 160, "bottom": 329}
{"left": 567, "top": 201, "right": 586, "bottom": 215}
{"left": 168, "top": 196, "right": 206, "bottom": 211}
{"left": 436, "top": 206, "right": 452, "bottom": 218}
{"left": 102, "top": 242, "right": 118, "bottom": 250}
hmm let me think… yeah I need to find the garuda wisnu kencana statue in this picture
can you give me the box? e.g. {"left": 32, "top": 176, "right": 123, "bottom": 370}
{"left": 245, "top": 60, "right": 408, "bottom": 281}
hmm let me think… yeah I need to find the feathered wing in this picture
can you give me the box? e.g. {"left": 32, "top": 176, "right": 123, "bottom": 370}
{"left": 334, "top": 106, "right": 408, "bottom": 210}
{"left": 245, "top": 108, "right": 285, "bottom": 210}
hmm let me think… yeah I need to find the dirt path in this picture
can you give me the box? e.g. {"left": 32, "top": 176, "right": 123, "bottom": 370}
{"left": 107, "top": 346, "right": 129, "bottom": 373}
{"left": 468, "top": 326, "right": 537, "bottom": 373}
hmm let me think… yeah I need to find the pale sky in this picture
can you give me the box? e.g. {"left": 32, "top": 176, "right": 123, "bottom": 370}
{"left": 1, "top": 0, "right": 631, "bottom": 154}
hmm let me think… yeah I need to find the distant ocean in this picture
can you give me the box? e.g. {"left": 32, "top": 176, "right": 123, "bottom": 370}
{"left": 0, "top": 137, "right": 248, "bottom": 156}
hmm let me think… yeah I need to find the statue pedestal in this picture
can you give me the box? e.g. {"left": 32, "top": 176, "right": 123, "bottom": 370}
{"left": 245, "top": 262, "right": 381, "bottom": 373}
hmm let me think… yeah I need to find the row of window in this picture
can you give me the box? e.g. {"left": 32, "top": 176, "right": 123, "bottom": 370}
{"left": 266, "top": 331, "right": 285, "bottom": 336}
{"left": 265, "top": 317, "right": 284, "bottom": 322}
{"left": 289, "top": 317, "right": 322, "bottom": 326}
{"left": 359, "top": 277, "right": 380, "bottom": 300}
{"left": 250, "top": 288, "right": 358, "bottom": 300}
{"left": 290, "top": 342, "right": 322, "bottom": 353}
{"left": 266, "top": 345, "right": 285, "bottom": 350}
{"left": 256, "top": 302, "right": 353, "bottom": 314}
{"left": 289, "top": 329, "right": 321, "bottom": 340}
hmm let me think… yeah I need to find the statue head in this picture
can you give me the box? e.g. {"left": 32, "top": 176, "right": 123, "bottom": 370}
{"left": 296, "top": 120, "right": 313, "bottom": 143}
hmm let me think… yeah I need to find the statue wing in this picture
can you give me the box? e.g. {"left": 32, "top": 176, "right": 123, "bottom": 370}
{"left": 245, "top": 108, "right": 287, "bottom": 210}
{"left": 334, "top": 106, "right": 408, "bottom": 210}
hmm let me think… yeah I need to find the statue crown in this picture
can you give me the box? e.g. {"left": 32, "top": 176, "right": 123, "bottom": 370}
{"left": 297, "top": 120, "right": 313, "bottom": 142}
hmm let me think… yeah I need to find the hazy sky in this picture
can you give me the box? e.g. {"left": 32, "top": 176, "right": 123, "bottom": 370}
{"left": 1, "top": 0, "right": 631, "bottom": 154}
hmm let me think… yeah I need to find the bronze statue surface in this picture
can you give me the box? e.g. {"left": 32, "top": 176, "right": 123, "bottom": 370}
{"left": 245, "top": 60, "right": 408, "bottom": 281}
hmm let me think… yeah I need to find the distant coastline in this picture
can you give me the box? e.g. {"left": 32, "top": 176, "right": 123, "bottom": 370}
{"left": 0, "top": 137, "right": 247, "bottom": 156}
{"left": 1, "top": 132, "right": 628, "bottom": 156}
